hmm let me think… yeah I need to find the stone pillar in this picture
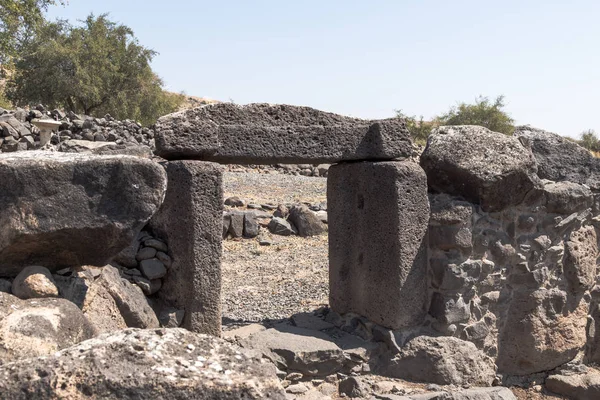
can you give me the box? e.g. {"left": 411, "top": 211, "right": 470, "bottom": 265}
{"left": 328, "top": 161, "right": 430, "bottom": 330}
{"left": 149, "top": 160, "right": 223, "bottom": 336}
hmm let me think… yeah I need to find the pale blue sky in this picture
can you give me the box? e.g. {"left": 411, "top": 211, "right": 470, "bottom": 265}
{"left": 47, "top": 1, "right": 600, "bottom": 137}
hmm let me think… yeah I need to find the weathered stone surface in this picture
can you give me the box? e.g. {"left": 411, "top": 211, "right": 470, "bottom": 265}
{"left": 390, "top": 387, "right": 516, "bottom": 400}
{"left": 154, "top": 103, "right": 412, "bottom": 163}
{"left": 239, "top": 324, "right": 347, "bottom": 377}
{"left": 139, "top": 258, "right": 167, "bottom": 280}
{"left": 515, "top": 125, "right": 600, "bottom": 190}
{"left": 0, "top": 151, "right": 167, "bottom": 276}
{"left": 149, "top": 161, "right": 223, "bottom": 336}
{"left": 0, "top": 328, "right": 286, "bottom": 399}
{"left": 95, "top": 265, "right": 159, "bottom": 329}
{"left": 59, "top": 140, "right": 153, "bottom": 158}
{"left": 379, "top": 336, "right": 496, "bottom": 386}
{"left": 497, "top": 288, "right": 588, "bottom": 375}
{"left": 546, "top": 368, "right": 600, "bottom": 400}
{"left": 420, "top": 126, "right": 538, "bottom": 212}
{"left": 268, "top": 217, "right": 296, "bottom": 236}
{"left": 328, "top": 161, "right": 430, "bottom": 330}
{"left": 11, "top": 265, "right": 59, "bottom": 299}
{"left": 542, "top": 181, "right": 594, "bottom": 214}
{"left": 288, "top": 204, "right": 326, "bottom": 237}
{"left": 243, "top": 212, "right": 260, "bottom": 238}
{"left": 564, "top": 225, "right": 598, "bottom": 293}
{"left": 0, "top": 292, "right": 96, "bottom": 364}
{"left": 159, "top": 307, "right": 185, "bottom": 328}
{"left": 81, "top": 281, "right": 128, "bottom": 334}
{"left": 228, "top": 211, "right": 244, "bottom": 238}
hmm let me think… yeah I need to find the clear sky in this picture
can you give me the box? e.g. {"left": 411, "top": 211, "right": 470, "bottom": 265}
{"left": 47, "top": 1, "right": 600, "bottom": 137}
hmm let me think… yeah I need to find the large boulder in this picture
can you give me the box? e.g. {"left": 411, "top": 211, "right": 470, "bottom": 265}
{"left": 154, "top": 103, "right": 412, "bottom": 163}
{"left": 0, "top": 152, "right": 167, "bottom": 276}
{"left": 0, "top": 292, "right": 97, "bottom": 364}
{"left": 0, "top": 328, "right": 286, "bottom": 399}
{"left": 378, "top": 336, "right": 496, "bottom": 386}
{"left": 420, "top": 125, "right": 538, "bottom": 212}
{"left": 515, "top": 125, "right": 600, "bottom": 190}
{"left": 497, "top": 288, "right": 588, "bottom": 375}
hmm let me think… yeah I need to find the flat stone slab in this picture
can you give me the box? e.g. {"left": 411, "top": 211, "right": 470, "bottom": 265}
{"left": 0, "top": 151, "right": 167, "bottom": 276}
{"left": 328, "top": 161, "right": 430, "bottom": 330}
{"left": 154, "top": 103, "right": 412, "bottom": 164}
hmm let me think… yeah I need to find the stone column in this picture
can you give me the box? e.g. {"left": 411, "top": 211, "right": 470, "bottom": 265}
{"left": 149, "top": 160, "right": 223, "bottom": 336}
{"left": 328, "top": 161, "right": 430, "bottom": 330}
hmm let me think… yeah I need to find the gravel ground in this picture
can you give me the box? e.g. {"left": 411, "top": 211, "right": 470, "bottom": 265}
{"left": 222, "top": 172, "right": 329, "bottom": 328}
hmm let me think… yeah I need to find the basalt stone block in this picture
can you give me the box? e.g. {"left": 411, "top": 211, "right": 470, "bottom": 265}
{"left": 149, "top": 161, "right": 223, "bottom": 336}
{"left": 0, "top": 151, "right": 167, "bottom": 276}
{"left": 154, "top": 103, "right": 412, "bottom": 164}
{"left": 328, "top": 161, "right": 429, "bottom": 330}
{"left": 421, "top": 125, "right": 539, "bottom": 212}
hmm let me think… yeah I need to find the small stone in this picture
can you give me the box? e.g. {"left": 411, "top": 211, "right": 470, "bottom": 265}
{"left": 143, "top": 239, "right": 168, "bottom": 252}
{"left": 268, "top": 217, "right": 296, "bottom": 236}
{"left": 286, "top": 383, "right": 308, "bottom": 395}
{"left": 243, "top": 213, "right": 260, "bottom": 238}
{"left": 12, "top": 266, "right": 59, "bottom": 299}
{"left": 156, "top": 251, "right": 172, "bottom": 268}
{"left": 133, "top": 276, "right": 161, "bottom": 295}
{"left": 0, "top": 278, "right": 11, "bottom": 293}
{"left": 139, "top": 258, "right": 167, "bottom": 280}
{"left": 273, "top": 204, "right": 289, "bottom": 219}
{"left": 158, "top": 307, "right": 185, "bottom": 328}
{"left": 136, "top": 247, "right": 157, "bottom": 261}
{"left": 228, "top": 212, "right": 244, "bottom": 238}
{"left": 247, "top": 203, "right": 262, "bottom": 209}
{"left": 224, "top": 196, "right": 245, "bottom": 207}
{"left": 122, "top": 268, "right": 142, "bottom": 277}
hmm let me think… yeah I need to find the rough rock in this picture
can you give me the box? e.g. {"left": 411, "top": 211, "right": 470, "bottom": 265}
{"left": 0, "top": 151, "right": 167, "bottom": 275}
{"left": 546, "top": 368, "right": 600, "bottom": 400}
{"left": 95, "top": 265, "right": 159, "bottom": 329}
{"left": 390, "top": 387, "right": 516, "bottom": 400}
{"left": 288, "top": 204, "right": 326, "bottom": 237}
{"left": 228, "top": 211, "right": 245, "bottom": 238}
{"left": 328, "top": 161, "right": 430, "bottom": 329}
{"left": 139, "top": 258, "right": 167, "bottom": 280}
{"left": 159, "top": 307, "right": 185, "bottom": 328}
{"left": 0, "top": 328, "right": 286, "bottom": 399}
{"left": 81, "top": 281, "right": 128, "bottom": 334}
{"left": 379, "top": 336, "right": 496, "bottom": 386}
{"left": 563, "top": 225, "right": 598, "bottom": 293}
{"left": 149, "top": 160, "right": 223, "bottom": 336}
{"left": 154, "top": 103, "right": 412, "bottom": 163}
{"left": 268, "top": 217, "right": 296, "bottom": 236}
{"left": 497, "top": 288, "right": 588, "bottom": 375}
{"left": 542, "top": 181, "right": 594, "bottom": 214}
{"left": 420, "top": 125, "right": 538, "bottom": 212}
{"left": 0, "top": 278, "right": 11, "bottom": 293}
{"left": 0, "top": 292, "right": 96, "bottom": 364}
{"left": 11, "top": 265, "right": 59, "bottom": 299}
{"left": 515, "top": 125, "right": 600, "bottom": 190}
{"left": 243, "top": 212, "right": 260, "bottom": 238}
{"left": 239, "top": 324, "right": 347, "bottom": 377}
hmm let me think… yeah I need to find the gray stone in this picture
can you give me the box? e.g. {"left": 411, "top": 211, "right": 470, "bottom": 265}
{"left": 421, "top": 125, "right": 538, "bottom": 212}
{"left": 273, "top": 204, "right": 289, "bottom": 218}
{"left": 53, "top": 274, "right": 93, "bottom": 309}
{"left": 243, "top": 212, "right": 260, "bottom": 238}
{"left": 0, "top": 152, "right": 166, "bottom": 275}
{"left": 156, "top": 251, "right": 172, "bottom": 267}
{"left": 386, "top": 387, "right": 516, "bottom": 400}
{"left": 111, "top": 237, "right": 140, "bottom": 269}
{"left": 515, "top": 125, "right": 600, "bottom": 190}
{"left": 11, "top": 265, "right": 59, "bottom": 299}
{"left": 546, "top": 369, "right": 600, "bottom": 400}
{"left": 139, "top": 258, "right": 167, "bottom": 280}
{"left": 268, "top": 217, "right": 296, "bottom": 236}
{"left": 228, "top": 211, "right": 245, "bottom": 238}
{"left": 223, "top": 212, "right": 231, "bottom": 238}
{"left": 96, "top": 265, "right": 159, "bottom": 329}
{"left": 542, "top": 181, "right": 594, "bottom": 214}
{"left": 239, "top": 324, "right": 347, "bottom": 377}
{"left": 0, "top": 278, "right": 11, "bottom": 293}
{"left": 0, "top": 292, "right": 97, "bottom": 364}
{"left": 224, "top": 196, "right": 245, "bottom": 207}
{"left": 133, "top": 276, "right": 161, "bottom": 295}
{"left": 58, "top": 139, "right": 153, "bottom": 158}
{"left": 497, "top": 288, "right": 588, "bottom": 374}
{"left": 154, "top": 103, "right": 412, "bottom": 163}
{"left": 136, "top": 246, "right": 157, "bottom": 261}
{"left": 564, "top": 225, "right": 598, "bottom": 293}
{"left": 288, "top": 204, "right": 326, "bottom": 237}
{"left": 0, "top": 328, "right": 286, "bottom": 399}
{"left": 339, "top": 376, "right": 369, "bottom": 398}
{"left": 429, "top": 292, "right": 471, "bottom": 324}
{"left": 328, "top": 161, "right": 429, "bottom": 330}
{"left": 379, "top": 336, "right": 496, "bottom": 386}
{"left": 144, "top": 238, "right": 168, "bottom": 252}
{"left": 159, "top": 307, "right": 185, "bottom": 328}
{"left": 149, "top": 161, "right": 223, "bottom": 336}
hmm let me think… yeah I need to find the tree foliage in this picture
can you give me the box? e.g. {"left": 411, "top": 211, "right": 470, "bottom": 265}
{"left": 395, "top": 110, "right": 438, "bottom": 145}
{"left": 0, "top": 0, "right": 66, "bottom": 66}
{"left": 6, "top": 13, "right": 183, "bottom": 125}
{"left": 437, "top": 95, "right": 515, "bottom": 135}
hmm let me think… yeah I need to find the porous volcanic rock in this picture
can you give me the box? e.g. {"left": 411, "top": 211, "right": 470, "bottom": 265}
{"left": 515, "top": 125, "right": 600, "bottom": 190}
{"left": 11, "top": 265, "right": 59, "bottom": 299}
{"left": 0, "top": 292, "right": 97, "bottom": 364}
{"left": 0, "top": 151, "right": 167, "bottom": 275}
{"left": 154, "top": 103, "right": 412, "bottom": 163}
{"left": 0, "top": 328, "right": 286, "bottom": 399}
{"left": 420, "top": 125, "right": 538, "bottom": 212}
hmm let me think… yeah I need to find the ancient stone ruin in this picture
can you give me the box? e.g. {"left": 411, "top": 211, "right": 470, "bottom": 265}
{"left": 0, "top": 102, "right": 599, "bottom": 398}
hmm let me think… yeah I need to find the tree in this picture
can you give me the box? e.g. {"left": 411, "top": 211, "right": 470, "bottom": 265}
{"left": 0, "top": 0, "right": 66, "bottom": 66}
{"left": 6, "top": 14, "right": 183, "bottom": 125}
{"left": 395, "top": 110, "right": 438, "bottom": 144}
{"left": 437, "top": 95, "right": 515, "bottom": 135}
{"left": 579, "top": 129, "right": 600, "bottom": 152}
